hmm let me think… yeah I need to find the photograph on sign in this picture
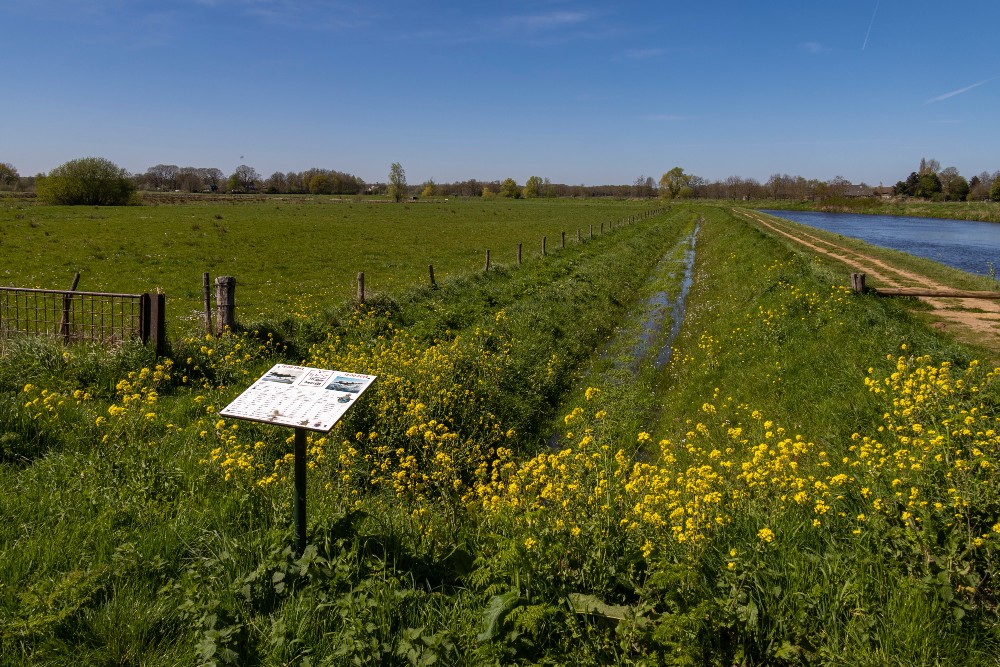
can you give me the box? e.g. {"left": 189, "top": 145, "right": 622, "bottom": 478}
{"left": 261, "top": 367, "right": 306, "bottom": 384}
{"left": 220, "top": 363, "right": 376, "bottom": 432}
{"left": 326, "top": 376, "right": 365, "bottom": 393}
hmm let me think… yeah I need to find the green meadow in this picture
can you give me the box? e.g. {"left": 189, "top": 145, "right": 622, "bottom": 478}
{"left": 2, "top": 200, "right": 1000, "bottom": 665}
{"left": 0, "top": 196, "right": 654, "bottom": 329}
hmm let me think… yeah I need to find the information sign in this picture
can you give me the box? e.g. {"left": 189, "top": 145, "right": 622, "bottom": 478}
{"left": 219, "top": 362, "right": 376, "bottom": 556}
{"left": 220, "top": 363, "right": 376, "bottom": 432}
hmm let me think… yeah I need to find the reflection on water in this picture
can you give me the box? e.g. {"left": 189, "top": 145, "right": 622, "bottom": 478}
{"left": 627, "top": 225, "right": 698, "bottom": 370}
{"left": 760, "top": 210, "right": 1000, "bottom": 276}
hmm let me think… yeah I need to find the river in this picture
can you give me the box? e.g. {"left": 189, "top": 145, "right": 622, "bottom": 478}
{"left": 759, "top": 209, "right": 1000, "bottom": 276}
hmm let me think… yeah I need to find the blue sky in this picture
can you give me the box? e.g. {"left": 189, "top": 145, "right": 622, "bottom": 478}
{"left": 4, "top": 0, "right": 999, "bottom": 186}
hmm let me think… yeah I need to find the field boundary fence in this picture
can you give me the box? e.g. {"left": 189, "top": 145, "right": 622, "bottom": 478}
{"left": 0, "top": 282, "right": 166, "bottom": 355}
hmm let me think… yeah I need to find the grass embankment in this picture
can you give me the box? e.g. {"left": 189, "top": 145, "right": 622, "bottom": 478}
{"left": 0, "top": 196, "right": 654, "bottom": 328}
{"left": 757, "top": 197, "right": 1000, "bottom": 223}
{"left": 3, "top": 202, "right": 1000, "bottom": 664}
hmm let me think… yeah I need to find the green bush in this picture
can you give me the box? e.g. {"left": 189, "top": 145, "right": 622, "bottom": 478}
{"left": 36, "top": 157, "right": 137, "bottom": 205}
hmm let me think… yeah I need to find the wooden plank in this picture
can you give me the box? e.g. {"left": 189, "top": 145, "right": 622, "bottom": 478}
{"left": 875, "top": 288, "right": 1000, "bottom": 299}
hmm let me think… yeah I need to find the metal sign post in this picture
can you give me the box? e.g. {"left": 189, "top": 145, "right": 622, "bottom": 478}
{"left": 294, "top": 427, "right": 307, "bottom": 555}
{"left": 220, "top": 363, "right": 376, "bottom": 557}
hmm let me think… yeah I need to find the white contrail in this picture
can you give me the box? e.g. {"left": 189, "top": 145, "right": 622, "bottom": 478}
{"left": 925, "top": 78, "right": 995, "bottom": 104}
{"left": 862, "top": 0, "right": 879, "bottom": 50}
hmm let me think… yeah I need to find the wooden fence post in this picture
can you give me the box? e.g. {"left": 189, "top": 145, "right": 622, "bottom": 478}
{"left": 561, "top": 231, "right": 566, "bottom": 249}
{"left": 428, "top": 264, "right": 436, "bottom": 288}
{"left": 214, "top": 276, "right": 236, "bottom": 331}
{"left": 485, "top": 249, "right": 491, "bottom": 273}
{"left": 851, "top": 273, "right": 867, "bottom": 293}
{"left": 139, "top": 293, "right": 151, "bottom": 344}
{"left": 543, "top": 236, "right": 547, "bottom": 257}
{"left": 518, "top": 243, "right": 522, "bottom": 265}
{"left": 203, "top": 272, "right": 213, "bottom": 335}
{"left": 357, "top": 272, "right": 365, "bottom": 304}
{"left": 151, "top": 293, "right": 166, "bottom": 357}
{"left": 578, "top": 229, "right": 582, "bottom": 243}
{"left": 590, "top": 224, "right": 593, "bottom": 239}
{"left": 60, "top": 272, "right": 81, "bottom": 341}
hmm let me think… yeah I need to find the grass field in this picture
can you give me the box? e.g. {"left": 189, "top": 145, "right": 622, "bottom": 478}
{"left": 0, "top": 196, "right": 656, "bottom": 330}
{"left": 2, "top": 200, "right": 1000, "bottom": 665}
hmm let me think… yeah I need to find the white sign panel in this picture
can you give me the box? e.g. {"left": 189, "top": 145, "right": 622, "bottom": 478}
{"left": 220, "top": 363, "right": 376, "bottom": 432}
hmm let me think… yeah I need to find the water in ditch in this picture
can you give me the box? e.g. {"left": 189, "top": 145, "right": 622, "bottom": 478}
{"left": 619, "top": 223, "right": 698, "bottom": 374}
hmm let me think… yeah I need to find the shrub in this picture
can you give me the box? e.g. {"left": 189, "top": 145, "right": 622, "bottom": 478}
{"left": 36, "top": 157, "right": 138, "bottom": 205}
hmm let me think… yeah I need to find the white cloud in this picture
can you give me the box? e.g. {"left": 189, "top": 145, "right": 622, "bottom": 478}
{"left": 924, "top": 78, "right": 995, "bottom": 104}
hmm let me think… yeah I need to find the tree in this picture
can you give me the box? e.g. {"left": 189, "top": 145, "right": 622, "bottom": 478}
{"left": 175, "top": 167, "right": 205, "bottom": 193}
{"left": 264, "top": 171, "right": 287, "bottom": 194}
{"left": 914, "top": 171, "right": 942, "bottom": 199}
{"left": 499, "top": 178, "right": 520, "bottom": 198}
{"left": 905, "top": 172, "right": 919, "bottom": 196}
{"left": 145, "top": 164, "right": 179, "bottom": 191}
{"left": 523, "top": 175, "right": 543, "bottom": 198}
{"left": 388, "top": 162, "right": 407, "bottom": 202}
{"left": 659, "top": 167, "right": 691, "bottom": 199}
{"left": 938, "top": 167, "right": 969, "bottom": 201}
{"left": 36, "top": 157, "right": 137, "bottom": 205}
{"left": 992, "top": 177, "right": 1000, "bottom": 202}
{"left": 309, "top": 172, "right": 332, "bottom": 194}
{"left": 228, "top": 164, "right": 260, "bottom": 193}
{"left": 633, "top": 175, "right": 656, "bottom": 199}
{"left": 203, "top": 168, "right": 224, "bottom": 192}
{"left": 421, "top": 178, "right": 437, "bottom": 198}
{"left": 0, "top": 162, "right": 18, "bottom": 190}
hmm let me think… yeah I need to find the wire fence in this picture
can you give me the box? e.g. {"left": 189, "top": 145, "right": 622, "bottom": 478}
{"left": 0, "top": 286, "right": 165, "bottom": 353}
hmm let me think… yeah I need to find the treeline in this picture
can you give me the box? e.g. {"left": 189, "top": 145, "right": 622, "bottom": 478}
{"left": 4, "top": 157, "right": 1000, "bottom": 203}
{"left": 891, "top": 158, "right": 1000, "bottom": 202}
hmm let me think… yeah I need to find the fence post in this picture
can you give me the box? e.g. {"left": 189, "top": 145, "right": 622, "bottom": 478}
{"left": 357, "top": 272, "right": 365, "bottom": 304}
{"left": 561, "top": 231, "right": 566, "bottom": 249}
{"left": 578, "top": 229, "right": 582, "bottom": 243}
{"left": 601, "top": 222, "right": 604, "bottom": 234}
{"left": 485, "top": 249, "right": 491, "bottom": 273}
{"left": 590, "top": 224, "right": 593, "bottom": 239}
{"left": 518, "top": 243, "right": 522, "bottom": 265}
{"left": 139, "top": 293, "right": 151, "bottom": 344}
{"left": 214, "top": 276, "right": 236, "bottom": 332}
{"left": 428, "top": 264, "right": 436, "bottom": 288}
{"left": 851, "top": 273, "right": 867, "bottom": 293}
{"left": 543, "top": 236, "right": 547, "bottom": 257}
{"left": 151, "top": 293, "right": 166, "bottom": 357}
{"left": 60, "top": 272, "right": 81, "bottom": 341}
{"left": 202, "top": 272, "right": 213, "bottom": 335}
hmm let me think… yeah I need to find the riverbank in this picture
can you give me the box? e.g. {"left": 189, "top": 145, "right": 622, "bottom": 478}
{"left": 757, "top": 197, "right": 1000, "bottom": 223}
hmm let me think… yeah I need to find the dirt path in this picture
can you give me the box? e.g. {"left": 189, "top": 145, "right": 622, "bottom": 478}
{"left": 737, "top": 209, "right": 1000, "bottom": 352}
